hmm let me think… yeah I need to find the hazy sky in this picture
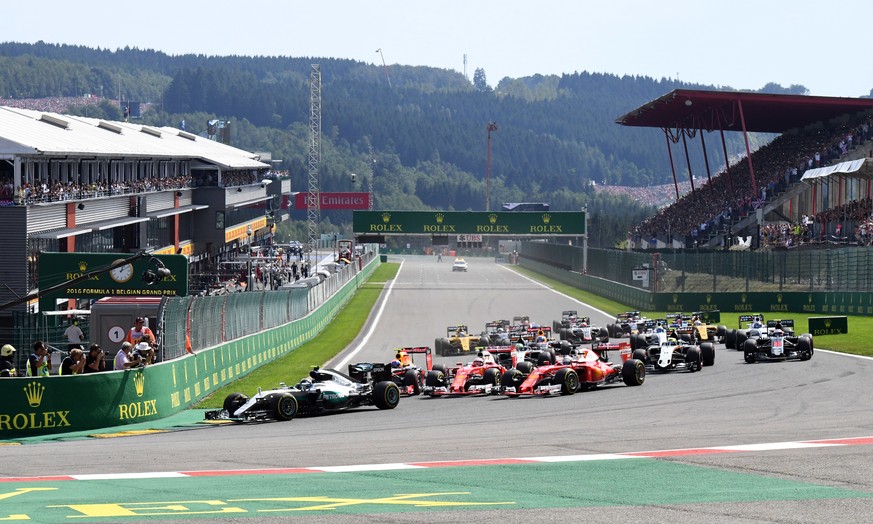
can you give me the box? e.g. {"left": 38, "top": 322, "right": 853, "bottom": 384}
{"left": 5, "top": 0, "right": 871, "bottom": 98}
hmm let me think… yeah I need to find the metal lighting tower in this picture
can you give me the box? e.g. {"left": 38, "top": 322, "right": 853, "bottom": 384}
{"left": 486, "top": 122, "right": 498, "bottom": 211}
{"left": 375, "top": 48, "right": 392, "bottom": 87}
{"left": 308, "top": 65, "right": 322, "bottom": 260}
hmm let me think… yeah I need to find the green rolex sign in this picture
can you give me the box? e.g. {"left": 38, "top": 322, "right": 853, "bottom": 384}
{"left": 38, "top": 252, "right": 188, "bottom": 312}
{"left": 807, "top": 316, "right": 848, "bottom": 336}
{"left": 353, "top": 211, "right": 586, "bottom": 236}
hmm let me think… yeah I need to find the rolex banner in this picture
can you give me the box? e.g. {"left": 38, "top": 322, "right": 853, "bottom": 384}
{"left": 353, "top": 211, "right": 586, "bottom": 236}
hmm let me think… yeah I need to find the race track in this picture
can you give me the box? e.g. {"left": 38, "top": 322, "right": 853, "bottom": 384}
{"left": 5, "top": 254, "right": 873, "bottom": 523}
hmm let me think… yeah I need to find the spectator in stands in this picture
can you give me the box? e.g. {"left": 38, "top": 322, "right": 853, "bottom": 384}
{"left": 59, "top": 348, "right": 86, "bottom": 375}
{"left": 84, "top": 344, "right": 106, "bottom": 373}
{"left": 114, "top": 341, "right": 142, "bottom": 370}
{"left": 27, "top": 340, "right": 51, "bottom": 376}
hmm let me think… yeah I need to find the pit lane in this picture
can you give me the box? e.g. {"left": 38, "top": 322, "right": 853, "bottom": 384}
{"left": 5, "top": 254, "right": 873, "bottom": 523}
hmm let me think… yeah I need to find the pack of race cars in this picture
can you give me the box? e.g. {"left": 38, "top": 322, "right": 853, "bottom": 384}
{"left": 205, "top": 309, "right": 814, "bottom": 424}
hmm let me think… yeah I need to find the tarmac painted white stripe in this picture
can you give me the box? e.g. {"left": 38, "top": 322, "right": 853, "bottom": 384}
{"left": 710, "top": 442, "right": 839, "bottom": 452}
{"left": 334, "top": 259, "right": 405, "bottom": 370}
{"left": 9, "top": 434, "right": 873, "bottom": 482}
{"left": 71, "top": 472, "right": 189, "bottom": 480}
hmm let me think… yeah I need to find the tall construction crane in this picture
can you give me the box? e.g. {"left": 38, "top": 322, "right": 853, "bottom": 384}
{"left": 308, "top": 65, "right": 321, "bottom": 261}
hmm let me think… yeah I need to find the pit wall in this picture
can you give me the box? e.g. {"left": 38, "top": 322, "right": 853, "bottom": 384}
{"left": 0, "top": 258, "right": 379, "bottom": 439}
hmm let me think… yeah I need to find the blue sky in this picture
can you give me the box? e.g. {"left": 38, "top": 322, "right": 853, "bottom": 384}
{"left": 6, "top": 0, "right": 871, "bottom": 97}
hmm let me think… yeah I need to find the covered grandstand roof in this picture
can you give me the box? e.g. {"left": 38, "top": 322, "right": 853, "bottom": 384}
{"left": 616, "top": 89, "right": 873, "bottom": 133}
{"left": 0, "top": 106, "right": 269, "bottom": 170}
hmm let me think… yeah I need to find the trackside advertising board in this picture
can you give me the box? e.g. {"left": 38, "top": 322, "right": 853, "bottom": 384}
{"left": 353, "top": 211, "right": 585, "bottom": 236}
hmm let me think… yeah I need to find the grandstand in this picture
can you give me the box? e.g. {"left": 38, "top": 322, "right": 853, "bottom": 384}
{"left": 617, "top": 89, "right": 873, "bottom": 251}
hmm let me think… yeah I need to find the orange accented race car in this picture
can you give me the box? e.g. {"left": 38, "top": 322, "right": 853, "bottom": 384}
{"left": 349, "top": 347, "right": 433, "bottom": 395}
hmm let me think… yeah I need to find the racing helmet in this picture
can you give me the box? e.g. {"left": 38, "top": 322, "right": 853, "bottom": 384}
{"left": 536, "top": 335, "right": 546, "bottom": 343}
{"left": 580, "top": 322, "right": 588, "bottom": 327}
{"left": 472, "top": 357, "right": 484, "bottom": 366}
{"left": 390, "top": 359, "right": 402, "bottom": 368}
{"left": 298, "top": 378, "right": 313, "bottom": 390}
{"left": 773, "top": 329, "right": 784, "bottom": 337}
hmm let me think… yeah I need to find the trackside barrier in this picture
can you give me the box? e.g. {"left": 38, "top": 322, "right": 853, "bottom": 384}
{"left": 519, "top": 251, "right": 873, "bottom": 316}
{"left": 0, "top": 255, "right": 380, "bottom": 438}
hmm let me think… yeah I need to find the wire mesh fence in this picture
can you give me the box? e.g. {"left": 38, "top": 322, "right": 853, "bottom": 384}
{"left": 521, "top": 242, "right": 873, "bottom": 293}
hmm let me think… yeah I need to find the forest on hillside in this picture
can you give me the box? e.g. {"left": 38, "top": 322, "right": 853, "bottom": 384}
{"left": 0, "top": 41, "right": 815, "bottom": 246}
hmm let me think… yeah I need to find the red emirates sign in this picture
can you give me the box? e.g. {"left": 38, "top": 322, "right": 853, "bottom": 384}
{"left": 293, "top": 192, "right": 370, "bottom": 210}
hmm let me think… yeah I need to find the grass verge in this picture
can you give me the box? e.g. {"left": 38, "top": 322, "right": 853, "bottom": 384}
{"left": 512, "top": 266, "right": 872, "bottom": 357}
{"left": 195, "top": 263, "right": 400, "bottom": 409}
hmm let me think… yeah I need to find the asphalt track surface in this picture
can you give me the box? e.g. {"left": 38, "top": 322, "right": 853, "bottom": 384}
{"left": 5, "top": 255, "right": 873, "bottom": 523}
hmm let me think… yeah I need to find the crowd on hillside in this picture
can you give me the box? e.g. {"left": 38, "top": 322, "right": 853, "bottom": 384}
{"left": 630, "top": 115, "right": 873, "bottom": 248}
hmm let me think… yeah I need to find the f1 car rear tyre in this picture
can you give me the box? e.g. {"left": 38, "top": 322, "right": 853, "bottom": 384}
{"left": 634, "top": 334, "right": 648, "bottom": 350}
{"left": 632, "top": 348, "right": 649, "bottom": 363}
{"left": 735, "top": 330, "right": 748, "bottom": 350}
{"left": 554, "top": 368, "right": 579, "bottom": 395}
{"left": 797, "top": 336, "right": 813, "bottom": 361}
{"left": 432, "top": 363, "right": 447, "bottom": 374}
{"left": 725, "top": 329, "right": 736, "bottom": 349}
{"left": 223, "top": 392, "right": 249, "bottom": 416}
{"left": 425, "top": 370, "right": 446, "bottom": 388}
{"left": 621, "top": 359, "right": 645, "bottom": 386}
{"left": 516, "top": 361, "right": 534, "bottom": 374}
{"left": 270, "top": 393, "right": 298, "bottom": 421}
{"left": 403, "top": 369, "right": 422, "bottom": 394}
{"left": 373, "top": 381, "right": 401, "bottom": 409}
{"left": 537, "top": 352, "right": 553, "bottom": 366}
{"left": 685, "top": 346, "right": 702, "bottom": 372}
{"left": 716, "top": 325, "right": 727, "bottom": 342}
{"left": 680, "top": 333, "right": 692, "bottom": 343}
{"left": 599, "top": 327, "right": 610, "bottom": 342}
{"left": 434, "top": 338, "right": 445, "bottom": 356}
{"left": 699, "top": 342, "right": 715, "bottom": 367}
{"left": 607, "top": 323, "right": 616, "bottom": 338}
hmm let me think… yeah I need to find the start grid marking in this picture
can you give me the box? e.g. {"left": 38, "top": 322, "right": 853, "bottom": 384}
{"left": 3, "top": 435, "right": 873, "bottom": 483}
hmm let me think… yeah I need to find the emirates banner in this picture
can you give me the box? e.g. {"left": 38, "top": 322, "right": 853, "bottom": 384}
{"left": 294, "top": 192, "right": 370, "bottom": 210}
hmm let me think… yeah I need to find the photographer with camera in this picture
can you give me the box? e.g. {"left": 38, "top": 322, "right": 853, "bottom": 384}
{"left": 84, "top": 344, "right": 106, "bottom": 373}
{"left": 113, "top": 341, "right": 143, "bottom": 371}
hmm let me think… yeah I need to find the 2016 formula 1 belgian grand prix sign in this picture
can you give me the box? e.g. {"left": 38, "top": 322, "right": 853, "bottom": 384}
{"left": 353, "top": 211, "right": 586, "bottom": 236}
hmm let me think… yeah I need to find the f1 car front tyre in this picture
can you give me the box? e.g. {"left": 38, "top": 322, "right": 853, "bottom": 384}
{"left": 797, "top": 336, "right": 814, "bottom": 361}
{"left": 685, "top": 346, "right": 702, "bottom": 372}
{"left": 270, "top": 393, "right": 298, "bottom": 421}
{"left": 482, "top": 367, "right": 501, "bottom": 389}
{"left": 425, "top": 370, "right": 446, "bottom": 388}
{"left": 621, "top": 359, "right": 646, "bottom": 386}
{"left": 373, "top": 381, "right": 400, "bottom": 409}
{"left": 223, "top": 393, "right": 249, "bottom": 416}
{"left": 554, "top": 368, "right": 579, "bottom": 395}
{"left": 699, "top": 342, "right": 715, "bottom": 367}
{"left": 632, "top": 348, "right": 649, "bottom": 363}
{"left": 516, "top": 361, "right": 534, "bottom": 374}
{"left": 501, "top": 369, "right": 524, "bottom": 391}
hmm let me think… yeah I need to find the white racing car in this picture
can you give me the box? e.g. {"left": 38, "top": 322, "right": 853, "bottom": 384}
{"left": 205, "top": 366, "right": 400, "bottom": 422}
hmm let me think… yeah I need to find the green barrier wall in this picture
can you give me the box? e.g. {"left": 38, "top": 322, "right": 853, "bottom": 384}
{"left": 519, "top": 256, "right": 873, "bottom": 316}
{"left": 0, "top": 258, "right": 379, "bottom": 439}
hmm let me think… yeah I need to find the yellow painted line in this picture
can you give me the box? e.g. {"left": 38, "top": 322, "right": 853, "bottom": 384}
{"left": 0, "top": 442, "right": 21, "bottom": 446}
{"left": 90, "top": 429, "right": 167, "bottom": 439}
{"left": 200, "top": 419, "right": 235, "bottom": 425}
